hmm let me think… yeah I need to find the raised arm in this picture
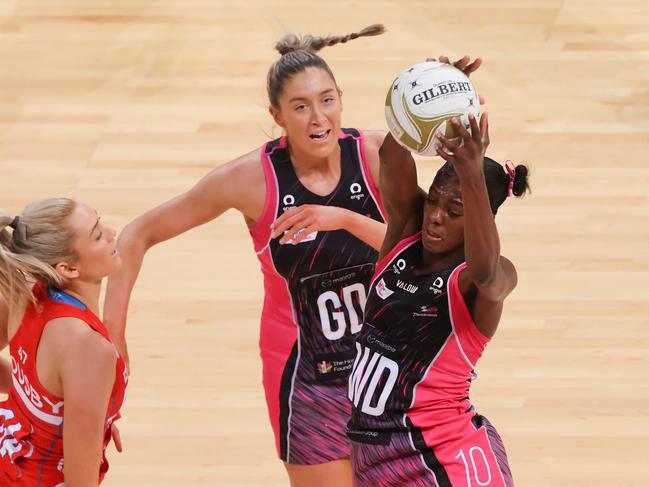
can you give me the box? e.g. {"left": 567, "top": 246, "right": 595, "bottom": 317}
{"left": 369, "top": 53, "right": 484, "bottom": 259}
{"left": 436, "top": 114, "right": 518, "bottom": 337}
{"left": 103, "top": 149, "right": 265, "bottom": 362}
{"left": 377, "top": 132, "right": 426, "bottom": 259}
{"left": 59, "top": 318, "right": 117, "bottom": 486}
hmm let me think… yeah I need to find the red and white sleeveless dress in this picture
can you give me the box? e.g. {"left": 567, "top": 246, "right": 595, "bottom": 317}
{"left": 348, "top": 233, "right": 514, "bottom": 486}
{"left": 0, "top": 283, "right": 128, "bottom": 486}
{"left": 249, "top": 128, "right": 386, "bottom": 464}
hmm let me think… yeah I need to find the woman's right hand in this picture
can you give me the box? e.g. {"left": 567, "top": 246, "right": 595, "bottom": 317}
{"left": 435, "top": 112, "right": 490, "bottom": 180}
{"left": 427, "top": 55, "right": 485, "bottom": 104}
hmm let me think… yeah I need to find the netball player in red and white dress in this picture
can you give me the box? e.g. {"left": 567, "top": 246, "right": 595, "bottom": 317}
{"left": 347, "top": 114, "right": 529, "bottom": 486}
{"left": 0, "top": 198, "right": 127, "bottom": 486}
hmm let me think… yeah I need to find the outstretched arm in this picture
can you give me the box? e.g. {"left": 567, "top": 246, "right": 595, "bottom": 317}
{"left": 436, "top": 114, "right": 518, "bottom": 337}
{"left": 103, "top": 150, "right": 265, "bottom": 364}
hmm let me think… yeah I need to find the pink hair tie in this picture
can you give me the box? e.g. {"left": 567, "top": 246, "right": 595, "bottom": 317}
{"left": 505, "top": 161, "right": 515, "bottom": 197}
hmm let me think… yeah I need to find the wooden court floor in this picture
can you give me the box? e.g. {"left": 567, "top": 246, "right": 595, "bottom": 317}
{"left": 1, "top": 1, "right": 648, "bottom": 485}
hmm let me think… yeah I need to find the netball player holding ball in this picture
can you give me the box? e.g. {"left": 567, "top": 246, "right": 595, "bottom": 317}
{"left": 347, "top": 63, "right": 529, "bottom": 485}
{"left": 103, "top": 23, "right": 482, "bottom": 486}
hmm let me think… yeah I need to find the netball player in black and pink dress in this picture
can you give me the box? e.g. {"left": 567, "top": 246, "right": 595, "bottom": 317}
{"left": 105, "top": 25, "right": 389, "bottom": 487}
{"left": 103, "top": 23, "right": 481, "bottom": 483}
{"left": 347, "top": 113, "right": 529, "bottom": 486}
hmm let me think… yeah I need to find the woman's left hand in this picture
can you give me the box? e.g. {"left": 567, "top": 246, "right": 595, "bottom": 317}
{"left": 271, "top": 205, "right": 350, "bottom": 245}
{"left": 435, "top": 112, "right": 490, "bottom": 180}
{"left": 428, "top": 55, "right": 482, "bottom": 77}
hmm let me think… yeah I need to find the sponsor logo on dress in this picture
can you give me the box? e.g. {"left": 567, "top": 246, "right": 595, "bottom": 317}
{"left": 350, "top": 182, "right": 365, "bottom": 200}
{"left": 320, "top": 272, "right": 357, "bottom": 288}
{"left": 367, "top": 334, "right": 397, "bottom": 353}
{"left": 0, "top": 408, "right": 33, "bottom": 462}
{"left": 396, "top": 280, "right": 418, "bottom": 293}
{"left": 413, "top": 305, "right": 439, "bottom": 318}
{"left": 282, "top": 229, "right": 318, "bottom": 244}
{"left": 346, "top": 427, "right": 392, "bottom": 445}
{"left": 314, "top": 352, "right": 356, "bottom": 382}
{"left": 375, "top": 278, "right": 394, "bottom": 300}
{"left": 282, "top": 194, "right": 296, "bottom": 212}
{"left": 392, "top": 259, "right": 407, "bottom": 274}
{"left": 429, "top": 276, "right": 445, "bottom": 295}
{"left": 316, "top": 360, "right": 333, "bottom": 374}
{"left": 12, "top": 356, "right": 64, "bottom": 417}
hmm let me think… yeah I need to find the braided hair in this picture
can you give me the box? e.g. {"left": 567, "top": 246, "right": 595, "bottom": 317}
{"left": 267, "top": 24, "right": 385, "bottom": 108}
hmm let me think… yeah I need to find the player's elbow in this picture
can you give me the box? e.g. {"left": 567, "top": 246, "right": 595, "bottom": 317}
{"left": 378, "top": 133, "right": 406, "bottom": 164}
{"left": 474, "top": 261, "right": 518, "bottom": 302}
{"left": 119, "top": 217, "right": 155, "bottom": 253}
{"left": 469, "top": 264, "right": 499, "bottom": 289}
{"left": 475, "top": 280, "right": 508, "bottom": 302}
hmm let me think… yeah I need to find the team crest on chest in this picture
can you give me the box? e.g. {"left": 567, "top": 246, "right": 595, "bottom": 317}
{"left": 282, "top": 228, "right": 318, "bottom": 244}
{"left": 375, "top": 278, "right": 394, "bottom": 300}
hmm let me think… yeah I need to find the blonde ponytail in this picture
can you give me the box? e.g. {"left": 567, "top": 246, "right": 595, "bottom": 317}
{"left": 0, "top": 198, "right": 77, "bottom": 312}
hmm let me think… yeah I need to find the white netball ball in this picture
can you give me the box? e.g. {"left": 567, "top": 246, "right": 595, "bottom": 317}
{"left": 385, "top": 61, "right": 480, "bottom": 156}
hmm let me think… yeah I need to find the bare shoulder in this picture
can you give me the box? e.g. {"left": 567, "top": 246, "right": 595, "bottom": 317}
{"left": 45, "top": 317, "right": 116, "bottom": 367}
{"left": 361, "top": 130, "right": 388, "bottom": 184}
{"left": 363, "top": 130, "right": 388, "bottom": 154}
{"left": 217, "top": 146, "right": 264, "bottom": 179}
{"left": 44, "top": 317, "right": 117, "bottom": 406}
{"left": 199, "top": 146, "right": 265, "bottom": 192}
